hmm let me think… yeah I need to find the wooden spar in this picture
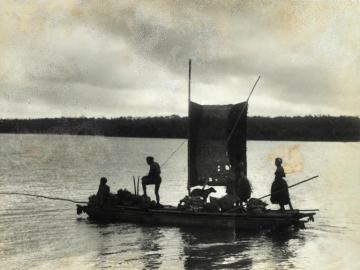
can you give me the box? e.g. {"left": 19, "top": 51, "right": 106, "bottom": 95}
{"left": 226, "top": 75, "right": 261, "bottom": 145}
{"left": 258, "top": 175, "right": 319, "bottom": 200}
{"left": 133, "top": 176, "right": 137, "bottom": 195}
{"left": 187, "top": 58, "right": 192, "bottom": 195}
{"left": 137, "top": 176, "right": 140, "bottom": 196}
{"left": 0, "top": 192, "right": 87, "bottom": 204}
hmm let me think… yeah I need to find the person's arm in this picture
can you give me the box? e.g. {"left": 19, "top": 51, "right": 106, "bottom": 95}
{"left": 281, "top": 166, "right": 286, "bottom": 177}
{"left": 104, "top": 185, "right": 110, "bottom": 196}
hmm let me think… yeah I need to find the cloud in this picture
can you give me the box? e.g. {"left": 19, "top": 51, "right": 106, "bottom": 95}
{"left": 0, "top": 0, "right": 359, "bottom": 118}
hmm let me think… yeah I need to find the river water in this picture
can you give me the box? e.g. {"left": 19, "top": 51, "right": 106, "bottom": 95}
{"left": 0, "top": 134, "right": 359, "bottom": 269}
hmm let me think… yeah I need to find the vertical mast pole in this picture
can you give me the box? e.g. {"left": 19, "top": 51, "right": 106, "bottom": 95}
{"left": 187, "top": 59, "right": 191, "bottom": 195}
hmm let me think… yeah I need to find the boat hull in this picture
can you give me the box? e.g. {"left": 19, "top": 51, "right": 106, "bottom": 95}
{"left": 77, "top": 205, "right": 314, "bottom": 231}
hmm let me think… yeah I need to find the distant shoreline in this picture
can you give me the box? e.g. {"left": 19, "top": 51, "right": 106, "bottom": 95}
{"left": 0, "top": 132, "right": 359, "bottom": 143}
{"left": 0, "top": 115, "right": 359, "bottom": 142}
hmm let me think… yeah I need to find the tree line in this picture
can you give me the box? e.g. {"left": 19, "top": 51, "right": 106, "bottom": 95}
{"left": 0, "top": 115, "right": 359, "bottom": 141}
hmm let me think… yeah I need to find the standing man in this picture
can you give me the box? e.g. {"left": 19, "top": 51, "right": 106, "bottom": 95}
{"left": 142, "top": 156, "right": 161, "bottom": 204}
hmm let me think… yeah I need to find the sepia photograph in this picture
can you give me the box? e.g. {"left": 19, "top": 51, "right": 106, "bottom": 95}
{"left": 0, "top": 1, "right": 359, "bottom": 269}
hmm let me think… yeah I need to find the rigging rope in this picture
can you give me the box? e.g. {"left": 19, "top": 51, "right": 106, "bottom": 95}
{"left": 160, "top": 140, "right": 187, "bottom": 168}
{"left": 0, "top": 192, "right": 87, "bottom": 204}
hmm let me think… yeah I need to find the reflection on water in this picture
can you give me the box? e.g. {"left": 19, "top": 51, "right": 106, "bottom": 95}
{"left": 75, "top": 221, "right": 310, "bottom": 270}
{"left": 180, "top": 227, "right": 309, "bottom": 270}
{"left": 181, "top": 227, "right": 252, "bottom": 269}
{"left": 138, "top": 226, "right": 164, "bottom": 269}
{"left": 0, "top": 135, "right": 359, "bottom": 269}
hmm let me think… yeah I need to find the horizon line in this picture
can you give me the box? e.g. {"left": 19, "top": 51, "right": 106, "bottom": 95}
{"left": 1, "top": 114, "right": 359, "bottom": 121}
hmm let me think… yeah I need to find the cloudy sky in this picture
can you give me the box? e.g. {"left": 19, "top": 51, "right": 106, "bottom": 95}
{"left": 0, "top": 0, "right": 359, "bottom": 118}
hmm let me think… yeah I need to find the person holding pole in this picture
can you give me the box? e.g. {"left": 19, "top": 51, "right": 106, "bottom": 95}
{"left": 142, "top": 156, "right": 161, "bottom": 204}
{"left": 270, "top": 158, "right": 293, "bottom": 211}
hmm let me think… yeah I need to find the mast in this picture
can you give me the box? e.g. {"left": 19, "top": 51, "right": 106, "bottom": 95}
{"left": 187, "top": 59, "right": 191, "bottom": 194}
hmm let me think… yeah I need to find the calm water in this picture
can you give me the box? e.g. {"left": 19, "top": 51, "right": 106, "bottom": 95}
{"left": 0, "top": 134, "right": 359, "bottom": 270}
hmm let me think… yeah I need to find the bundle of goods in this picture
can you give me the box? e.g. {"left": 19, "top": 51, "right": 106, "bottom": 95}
{"left": 177, "top": 195, "right": 205, "bottom": 212}
{"left": 246, "top": 198, "right": 267, "bottom": 213}
{"left": 117, "top": 189, "right": 160, "bottom": 209}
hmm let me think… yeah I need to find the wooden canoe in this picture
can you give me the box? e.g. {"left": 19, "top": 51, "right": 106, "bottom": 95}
{"left": 77, "top": 204, "right": 315, "bottom": 231}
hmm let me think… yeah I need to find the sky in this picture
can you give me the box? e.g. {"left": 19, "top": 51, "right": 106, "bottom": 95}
{"left": 0, "top": 0, "right": 359, "bottom": 118}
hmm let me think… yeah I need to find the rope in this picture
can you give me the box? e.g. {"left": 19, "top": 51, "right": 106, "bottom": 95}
{"left": 0, "top": 192, "right": 87, "bottom": 204}
{"left": 161, "top": 140, "right": 187, "bottom": 168}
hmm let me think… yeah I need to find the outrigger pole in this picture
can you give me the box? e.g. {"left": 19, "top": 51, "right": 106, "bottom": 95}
{"left": 0, "top": 192, "right": 87, "bottom": 204}
{"left": 226, "top": 75, "right": 261, "bottom": 144}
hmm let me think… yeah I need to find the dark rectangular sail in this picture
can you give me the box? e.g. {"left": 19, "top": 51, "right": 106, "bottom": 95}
{"left": 188, "top": 101, "right": 247, "bottom": 188}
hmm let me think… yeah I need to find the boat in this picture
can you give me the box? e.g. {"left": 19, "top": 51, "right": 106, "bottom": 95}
{"left": 77, "top": 60, "right": 316, "bottom": 231}
{"left": 77, "top": 202, "right": 315, "bottom": 230}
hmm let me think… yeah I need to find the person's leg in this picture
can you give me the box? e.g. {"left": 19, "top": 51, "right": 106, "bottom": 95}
{"left": 279, "top": 203, "right": 285, "bottom": 211}
{"left": 155, "top": 183, "right": 160, "bottom": 204}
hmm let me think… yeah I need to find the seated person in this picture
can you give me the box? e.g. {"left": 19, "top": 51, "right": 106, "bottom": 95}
{"left": 97, "top": 177, "right": 110, "bottom": 206}
{"left": 142, "top": 156, "right": 161, "bottom": 204}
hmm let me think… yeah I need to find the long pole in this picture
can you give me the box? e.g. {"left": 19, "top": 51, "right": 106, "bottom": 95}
{"left": 258, "top": 175, "right": 319, "bottom": 200}
{"left": 187, "top": 59, "right": 191, "bottom": 195}
{"left": 0, "top": 192, "right": 87, "bottom": 204}
{"left": 226, "top": 75, "right": 261, "bottom": 144}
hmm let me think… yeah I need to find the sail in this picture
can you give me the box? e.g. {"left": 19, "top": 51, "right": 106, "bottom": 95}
{"left": 188, "top": 101, "right": 247, "bottom": 188}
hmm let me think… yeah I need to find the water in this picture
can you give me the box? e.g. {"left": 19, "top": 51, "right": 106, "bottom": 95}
{"left": 0, "top": 134, "right": 359, "bottom": 269}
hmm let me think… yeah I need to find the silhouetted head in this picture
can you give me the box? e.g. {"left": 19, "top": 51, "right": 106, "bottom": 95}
{"left": 100, "top": 177, "right": 107, "bottom": 185}
{"left": 146, "top": 156, "right": 154, "bottom": 165}
{"left": 275, "top": 157, "right": 282, "bottom": 167}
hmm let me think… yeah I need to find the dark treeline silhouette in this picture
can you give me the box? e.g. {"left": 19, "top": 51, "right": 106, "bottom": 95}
{"left": 0, "top": 115, "right": 359, "bottom": 141}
